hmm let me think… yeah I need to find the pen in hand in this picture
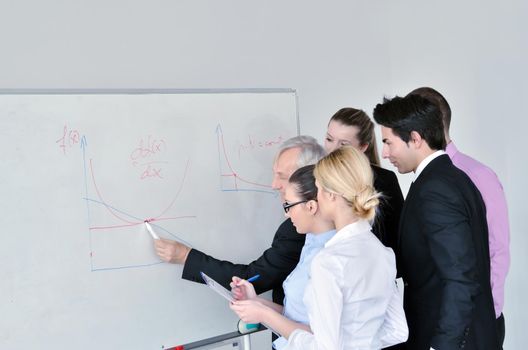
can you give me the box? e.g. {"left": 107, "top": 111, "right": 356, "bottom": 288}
{"left": 231, "top": 275, "right": 260, "bottom": 301}
{"left": 246, "top": 274, "right": 260, "bottom": 283}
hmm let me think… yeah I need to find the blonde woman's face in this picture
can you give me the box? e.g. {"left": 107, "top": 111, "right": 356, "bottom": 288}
{"left": 324, "top": 120, "right": 366, "bottom": 153}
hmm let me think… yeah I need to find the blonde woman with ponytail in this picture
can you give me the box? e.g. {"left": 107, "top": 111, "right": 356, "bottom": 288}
{"left": 286, "top": 146, "right": 408, "bottom": 349}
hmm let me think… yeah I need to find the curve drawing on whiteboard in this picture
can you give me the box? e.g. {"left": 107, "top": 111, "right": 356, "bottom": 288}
{"left": 216, "top": 124, "right": 276, "bottom": 195}
{"left": 79, "top": 135, "right": 195, "bottom": 272}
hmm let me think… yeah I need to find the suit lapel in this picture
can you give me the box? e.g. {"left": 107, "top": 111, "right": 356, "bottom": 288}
{"left": 397, "top": 155, "right": 451, "bottom": 252}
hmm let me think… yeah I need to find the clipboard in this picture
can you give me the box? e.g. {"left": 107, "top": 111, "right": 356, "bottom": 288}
{"left": 200, "top": 272, "right": 234, "bottom": 302}
{"left": 200, "top": 272, "right": 281, "bottom": 337}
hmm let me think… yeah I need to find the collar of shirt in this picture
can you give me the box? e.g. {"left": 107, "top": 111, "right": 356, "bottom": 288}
{"left": 301, "top": 230, "right": 336, "bottom": 263}
{"left": 413, "top": 150, "right": 445, "bottom": 182}
{"left": 305, "top": 229, "right": 337, "bottom": 246}
{"left": 325, "top": 219, "right": 371, "bottom": 248}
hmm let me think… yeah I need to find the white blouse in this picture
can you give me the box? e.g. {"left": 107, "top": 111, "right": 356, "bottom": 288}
{"left": 287, "top": 220, "right": 408, "bottom": 350}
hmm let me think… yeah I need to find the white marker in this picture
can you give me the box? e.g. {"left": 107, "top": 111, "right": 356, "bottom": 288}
{"left": 144, "top": 221, "right": 160, "bottom": 240}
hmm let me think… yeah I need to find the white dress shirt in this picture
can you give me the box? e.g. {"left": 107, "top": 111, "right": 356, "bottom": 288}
{"left": 286, "top": 220, "right": 408, "bottom": 350}
{"left": 413, "top": 150, "right": 445, "bottom": 181}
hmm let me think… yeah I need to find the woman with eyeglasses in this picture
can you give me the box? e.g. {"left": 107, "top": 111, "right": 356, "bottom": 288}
{"left": 231, "top": 147, "right": 408, "bottom": 349}
{"left": 230, "top": 164, "right": 336, "bottom": 349}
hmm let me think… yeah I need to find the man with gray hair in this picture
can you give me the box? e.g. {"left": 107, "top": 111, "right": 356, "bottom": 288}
{"left": 154, "top": 135, "right": 326, "bottom": 306}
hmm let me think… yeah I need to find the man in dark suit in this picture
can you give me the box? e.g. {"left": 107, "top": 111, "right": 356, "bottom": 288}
{"left": 373, "top": 95, "right": 499, "bottom": 350}
{"left": 152, "top": 135, "right": 325, "bottom": 305}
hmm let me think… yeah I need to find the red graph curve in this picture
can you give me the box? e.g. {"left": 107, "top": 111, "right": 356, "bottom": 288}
{"left": 217, "top": 126, "right": 271, "bottom": 189}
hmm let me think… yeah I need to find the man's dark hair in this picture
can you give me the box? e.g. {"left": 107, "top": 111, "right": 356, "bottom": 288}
{"left": 373, "top": 94, "right": 446, "bottom": 151}
{"left": 407, "top": 87, "right": 452, "bottom": 133}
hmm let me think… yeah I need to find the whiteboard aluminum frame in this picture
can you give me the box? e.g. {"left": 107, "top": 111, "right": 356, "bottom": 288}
{"left": 0, "top": 88, "right": 300, "bottom": 137}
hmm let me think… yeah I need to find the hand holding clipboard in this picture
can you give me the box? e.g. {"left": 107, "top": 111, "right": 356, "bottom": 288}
{"left": 200, "top": 272, "right": 278, "bottom": 336}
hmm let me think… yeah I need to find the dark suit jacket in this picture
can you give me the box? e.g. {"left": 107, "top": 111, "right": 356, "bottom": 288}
{"left": 399, "top": 155, "right": 499, "bottom": 350}
{"left": 182, "top": 218, "right": 304, "bottom": 305}
{"left": 371, "top": 165, "right": 404, "bottom": 254}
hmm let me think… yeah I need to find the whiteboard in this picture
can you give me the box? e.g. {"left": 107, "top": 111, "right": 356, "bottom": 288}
{"left": 0, "top": 90, "right": 299, "bottom": 349}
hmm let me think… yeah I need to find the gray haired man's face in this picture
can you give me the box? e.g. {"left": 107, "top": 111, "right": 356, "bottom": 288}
{"left": 271, "top": 147, "right": 301, "bottom": 201}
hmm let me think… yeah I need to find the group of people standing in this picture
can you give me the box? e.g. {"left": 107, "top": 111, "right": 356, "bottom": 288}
{"left": 153, "top": 87, "right": 510, "bottom": 350}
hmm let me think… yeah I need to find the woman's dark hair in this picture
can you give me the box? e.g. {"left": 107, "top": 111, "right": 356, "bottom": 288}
{"left": 329, "top": 108, "right": 380, "bottom": 166}
{"left": 288, "top": 164, "right": 317, "bottom": 201}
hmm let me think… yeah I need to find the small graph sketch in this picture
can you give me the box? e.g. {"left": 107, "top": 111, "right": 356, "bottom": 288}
{"left": 78, "top": 134, "right": 195, "bottom": 272}
{"left": 216, "top": 124, "right": 276, "bottom": 195}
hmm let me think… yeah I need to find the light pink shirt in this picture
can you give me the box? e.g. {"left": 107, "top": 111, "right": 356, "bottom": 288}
{"left": 446, "top": 142, "right": 510, "bottom": 317}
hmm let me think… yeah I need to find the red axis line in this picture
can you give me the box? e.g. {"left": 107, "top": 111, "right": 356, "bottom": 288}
{"left": 89, "top": 222, "right": 141, "bottom": 231}
{"left": 90, "top": 216, "right": 197, "bottom": 231}
{"left": 149, "top": 215, "right": 196, "bottom": 222}
{"left": 219, "top": 129, "right": 271, "bottom": 189}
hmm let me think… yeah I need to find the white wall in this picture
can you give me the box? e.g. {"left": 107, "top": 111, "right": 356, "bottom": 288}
{"left": 1, "top": 1, "right": 526, "bottom": 348}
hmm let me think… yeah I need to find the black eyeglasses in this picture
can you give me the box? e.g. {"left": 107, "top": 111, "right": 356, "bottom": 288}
{"left": 282, "top": 200, "right": 308, "bottom": 213}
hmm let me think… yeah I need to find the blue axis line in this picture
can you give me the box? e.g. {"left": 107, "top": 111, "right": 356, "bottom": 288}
{"left": 221, "top": 188, "right": 277, "bottom": 196}
{"left": 91, "top": 261, "right": 164, "bottom": 272}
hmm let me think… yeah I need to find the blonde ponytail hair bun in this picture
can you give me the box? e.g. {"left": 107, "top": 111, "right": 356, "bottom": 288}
{"left": 314, "top": 146, "right": 380, "bottom": 221}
